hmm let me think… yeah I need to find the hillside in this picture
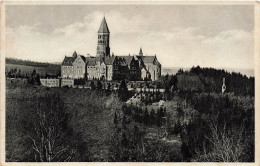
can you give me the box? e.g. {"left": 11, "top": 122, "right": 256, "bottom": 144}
{"left": 5, "top": 58, "right": 61, "bottom": 76}
{"left": 160, "top": 66, "right": 254, "bottom": 96}
{"left": 162, "top": 67, "right": 254, "bottom": 77}
{"left": 5, "top": 79, "right": 121, "bottom": 161}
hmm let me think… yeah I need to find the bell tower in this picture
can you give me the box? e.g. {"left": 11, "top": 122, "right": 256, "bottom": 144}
{"left": 97, "top": 17, "right": 110, "bottom": 59}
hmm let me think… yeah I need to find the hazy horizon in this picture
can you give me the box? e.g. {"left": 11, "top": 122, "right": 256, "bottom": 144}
{"left": 5, "top": 5, "right": 254, "bottom": 70}
{"left": 6, "top": 57, "right": 254, "bottom": 77}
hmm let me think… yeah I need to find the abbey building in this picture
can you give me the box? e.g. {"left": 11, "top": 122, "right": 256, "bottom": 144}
{"left": 61, "top": 17, "right": 161, "bottom": 81}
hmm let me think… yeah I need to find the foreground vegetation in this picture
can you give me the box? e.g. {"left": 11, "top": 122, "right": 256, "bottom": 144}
{"left": 6, "top": 80, "right": 119, "bottom": 161}
{"left": 6, "top": 65, "right": 255, "bottom": 162}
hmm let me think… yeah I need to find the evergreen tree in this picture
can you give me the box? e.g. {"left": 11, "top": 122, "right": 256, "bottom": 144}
{"left": 97, "top": 80, "right": 102, "bottom": 91}
{"left": 118, "top": 80, "right": 128, "bottom": 101}
{"left": 106, "top": 83, "right": 111, "bottom": 95}
{"left": 31, "top": 69, "right": 37, "bottom": 77}
{"left": 114, "top": 112, "right": 118, "bottom": 126}
{"left": 121, "top": 132, "right": 128, "bottom": 148}
{"left": 150, "top": 108, "right": 156, "bottom": 125}
{"left": 36, "top": 74, "right": 41, "bottom": 85}
{"left": 90, "top": 81, "right": 95, "bottom": 90}
{"left": 143, "top": 107, "right": 150, "bottom": 125}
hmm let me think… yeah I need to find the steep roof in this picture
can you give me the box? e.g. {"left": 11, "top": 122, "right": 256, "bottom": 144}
{"left": 115, "top": 56, "right": 135, "bottom": 67}
{"left": 79, "top": 55, "right": 86, "bottom": 62}
{"left": 62, "top": 56, "right": 76, "bottom": 66}
{"left": 118, "top": 56, "right": 134, "bottom": 65}
{"left": 136, "top": 56, "right": 159, "bottom": 64}
{"left": 101, "top": 56, "right": 115, "bottom": 65}
{"left": 98, "top": 17, "right": 110, "bottom": 33}
{"left": 85, "top": 57, "right": 97, "bottom": 66}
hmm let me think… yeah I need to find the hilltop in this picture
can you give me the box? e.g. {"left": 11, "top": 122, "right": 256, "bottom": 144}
{"left": 5, "top": 58, "right": 61, "bottom": 76}
{"left": 160, "top": 66, "right": 254, "bottom": 96}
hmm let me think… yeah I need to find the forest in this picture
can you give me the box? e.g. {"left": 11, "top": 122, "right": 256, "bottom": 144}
{"left": 157, "top": 66, "right": 254, "bottom": 96}
{"left": 6, "top": 58, "right": 60, "bottom": 67}
{"left": 5, "top": 66, "right": 255, "bottom": 162}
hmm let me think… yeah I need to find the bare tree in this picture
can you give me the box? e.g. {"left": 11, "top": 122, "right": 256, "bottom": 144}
{"left": 20, "top": 93, "right": 83, "bottom": 162}
{"left": 196, "top": 122, "right": 249, "bottom": 162}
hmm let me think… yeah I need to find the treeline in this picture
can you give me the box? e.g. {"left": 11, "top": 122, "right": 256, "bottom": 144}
{"left": 158, "top": 66, "right": 254, "bottom": 97}
{"left": 6, "top": 67, "right": 60, "bottom": 79}
{"left": 6, "top": 58, "right": 60, "bottom": 67}
{"left": 7, "top": 68, "right": 42, "bottom": 85}
{"left": 116, "top": 104, "right": 166, "bottom": 127}
{"left": 189, "top": 66, "right": 254, "bottom": 96}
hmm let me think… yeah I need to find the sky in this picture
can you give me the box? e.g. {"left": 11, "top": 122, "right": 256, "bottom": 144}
{"left": 5, "top": 5, "right": 254, "bottom": 69}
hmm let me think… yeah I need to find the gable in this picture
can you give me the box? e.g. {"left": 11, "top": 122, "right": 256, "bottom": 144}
{"left": 73, "top": 56, "right": 85, "bottom": 66}
{"left": 62, "top": 57, "right": 75, "bottom": 66}
{"left": 86, "top": 57, "right": 97, "bottom": 66}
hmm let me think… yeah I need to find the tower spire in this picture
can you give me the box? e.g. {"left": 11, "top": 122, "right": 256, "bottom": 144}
{"left": 98, "top": 17, "right": 110, "bottom": 33}
{"left": 97, "top": 17, "right": 110, "bottom": 58}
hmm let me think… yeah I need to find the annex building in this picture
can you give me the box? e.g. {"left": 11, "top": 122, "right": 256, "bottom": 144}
{"left": 61, "top": 17, "right": 161, "bottom": 81}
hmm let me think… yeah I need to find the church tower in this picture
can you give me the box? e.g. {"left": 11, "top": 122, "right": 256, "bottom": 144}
{"left": 97, "top": 17, "right": 110, "bottom": 59}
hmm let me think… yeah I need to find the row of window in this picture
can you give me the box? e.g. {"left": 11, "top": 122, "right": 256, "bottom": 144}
{"left": 62, "top": 70, "right": 83, "bottom": 74}
{"left": 63, "top": 66, "right": 83, "bottom": 69}
{"left": 98, "top": 41, "right": 108, "bottom": 44}
{"left": 98, "top": 35, "right": 108, "bottom": 39}
{"left": 130, "top": 71, "right": 138, "bottom": 75}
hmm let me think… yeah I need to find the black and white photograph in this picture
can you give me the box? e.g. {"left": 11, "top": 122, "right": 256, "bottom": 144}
{"left": 1, "top": 2, "right": 259, "bottom": 164}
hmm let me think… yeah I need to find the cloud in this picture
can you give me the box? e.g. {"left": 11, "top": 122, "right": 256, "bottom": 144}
{"left": 6, "top": 11, "right": 253, "bottom": 69}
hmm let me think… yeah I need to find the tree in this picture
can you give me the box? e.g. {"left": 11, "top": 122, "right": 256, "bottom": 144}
{"left": 106, "top": 83, "right": 111, "bottom": 96}
{"left": 31, "top": 69, "right": 37, "bottom": 77}
{"left": 90, "top": 81, "right": 95, "bottom": 90}
{"left": 20, "top": 94, "right": 87, "bottom": 162}
{"left": 36, "top": 74, "right": 41, "bottom": 85}
{"left": 118, "top": 80, "right": 128, "bottom": 101}
{"left": 173, "top": 120, "right": 182, "bottom": 135}
{"left": 150, "top": 108, "right": 156, "bottom": 125}
{"left": 97, "top": 80, "right": 102, "bottom": 91}
{"left": 156, "top": 109, "right": 162, "bottom": 127}
{"left": 114, "top": 112, "right": 118, "bottom": 127}
{"left": 143, "top": 107, "right": 150, "bottom": 125}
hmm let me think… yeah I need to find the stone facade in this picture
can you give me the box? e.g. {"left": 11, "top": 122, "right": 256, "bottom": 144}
{"left": 61, "top": 79, "right": 74, "bottom": 87}
{"left": 61, "top": 17, "right": 161, "bottom": 81}
{"left": 40, "top": 78, "right": 60, "bottom": 87}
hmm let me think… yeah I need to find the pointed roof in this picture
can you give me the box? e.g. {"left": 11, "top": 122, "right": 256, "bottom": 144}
{"left": 62, "top": 57, "right": 76, "bottom": 66}
{"left": 98, "top": 17, "right": 110, "bottom": 33}
{"left": 100, "top": 56, "right": 116, "bottom": 65}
